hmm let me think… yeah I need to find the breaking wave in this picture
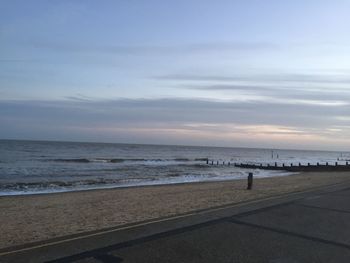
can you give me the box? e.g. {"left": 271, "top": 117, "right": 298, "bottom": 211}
{"left": 49, "top": 157, "right": 209, "bottom": 164}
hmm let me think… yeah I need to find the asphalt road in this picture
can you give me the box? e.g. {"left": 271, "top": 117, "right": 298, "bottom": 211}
{"left": 2, "top": 182, "right": 350, "bottom": 263}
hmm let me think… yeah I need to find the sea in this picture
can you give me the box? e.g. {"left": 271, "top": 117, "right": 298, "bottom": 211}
{"left": 0, "top": 140, "right": 348, "bottom": 196}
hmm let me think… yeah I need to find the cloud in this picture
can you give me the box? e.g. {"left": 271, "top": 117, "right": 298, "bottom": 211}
{"left": 1, "top": 97, "right": 349, "bottom": 149}
{"left": 29, "top": 41, "right": 277, "bottom": 56}
{"left": 181, "top": 83, "right": 350, "bottom": 105}
{"left": 0, "top": 97, "right": 348, "bottom": 129}
{"left": 64, "top": 94, "right": 95, "bottom": 102}
{"left": 156, "top": 73, "right": 350, "bottom": 85}
{"left": 157, "top": 71, "right": 350, "bottom": 109}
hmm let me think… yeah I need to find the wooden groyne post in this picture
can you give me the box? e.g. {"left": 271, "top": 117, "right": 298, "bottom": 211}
{"left": 247, "top": 172, "right": 253, "bottom": 190}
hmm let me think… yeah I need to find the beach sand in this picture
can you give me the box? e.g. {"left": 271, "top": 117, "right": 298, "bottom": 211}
{"left": 1, "top": 172, "right": 350, "bottom": 249}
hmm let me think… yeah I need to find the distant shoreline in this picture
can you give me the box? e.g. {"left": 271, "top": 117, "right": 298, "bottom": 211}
{"left": 0, "top": 138, "right": 345, "bottom": 153}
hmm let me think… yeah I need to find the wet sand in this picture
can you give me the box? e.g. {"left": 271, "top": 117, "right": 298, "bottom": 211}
{"left": 1, "top": 172, "right": 350, "bottom": 249}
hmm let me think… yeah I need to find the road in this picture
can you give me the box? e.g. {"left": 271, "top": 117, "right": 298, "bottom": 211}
{"left": 1, "top": 182, "right": 350, "bottom": 262}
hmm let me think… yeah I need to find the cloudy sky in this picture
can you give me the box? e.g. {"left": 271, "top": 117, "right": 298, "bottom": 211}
{"left": 1, "top": 0, "right": 350, "bottom": 150}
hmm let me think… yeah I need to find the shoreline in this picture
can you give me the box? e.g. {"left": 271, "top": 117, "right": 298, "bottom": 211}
{"left": 0, "top": 171, "right": 295, "bottom": 197}
{"left": 1, "top": 171, "right": 350, "bottom": 249}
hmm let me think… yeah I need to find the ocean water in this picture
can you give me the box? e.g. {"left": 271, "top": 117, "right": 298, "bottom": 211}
{"left": 0, "top": 140, "right": 348, "bottom": 196}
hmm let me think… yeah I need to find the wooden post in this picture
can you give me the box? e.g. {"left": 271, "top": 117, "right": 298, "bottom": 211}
{"left": 206, "top": 159, "right": 209, "bottom": 165}
{"left": 223, "top": 161, "right": 225, "bottom": 165}
{"left": 326, "top": 162, "right": 328, "bottom": 166}
{"left": 283, "top": 163, "right": 285, "bottom": 167}
{"left": 308, "top": 163, "right": 310, "bottom": 166}
{"left": 211, "top": 161, "right": 214, "bottom": 165}
{"left": 247, "top": 172, "right": 253, "bottom": 190}
{"left": 291, "top": 163, "right": 293, "bottom": 167}
{"left": 275, "top": 162, "right": 277, "bottom": 167}
{"left": 335, "top": 162, "right": 338, "bottom": 166}
{"left": 299, "top": 163, "right": 301, "bottom": 166}
{"left": 317, "top": 162, "right": 319, "bottom": 166}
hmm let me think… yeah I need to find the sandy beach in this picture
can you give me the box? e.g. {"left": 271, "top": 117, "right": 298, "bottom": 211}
{"left": 1, "top": 172, "right": 350, "bottom": 250}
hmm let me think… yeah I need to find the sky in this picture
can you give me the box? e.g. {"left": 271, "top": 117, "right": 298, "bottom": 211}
{"left": 1, "top": 0, "right": 350, "bottom": 151}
